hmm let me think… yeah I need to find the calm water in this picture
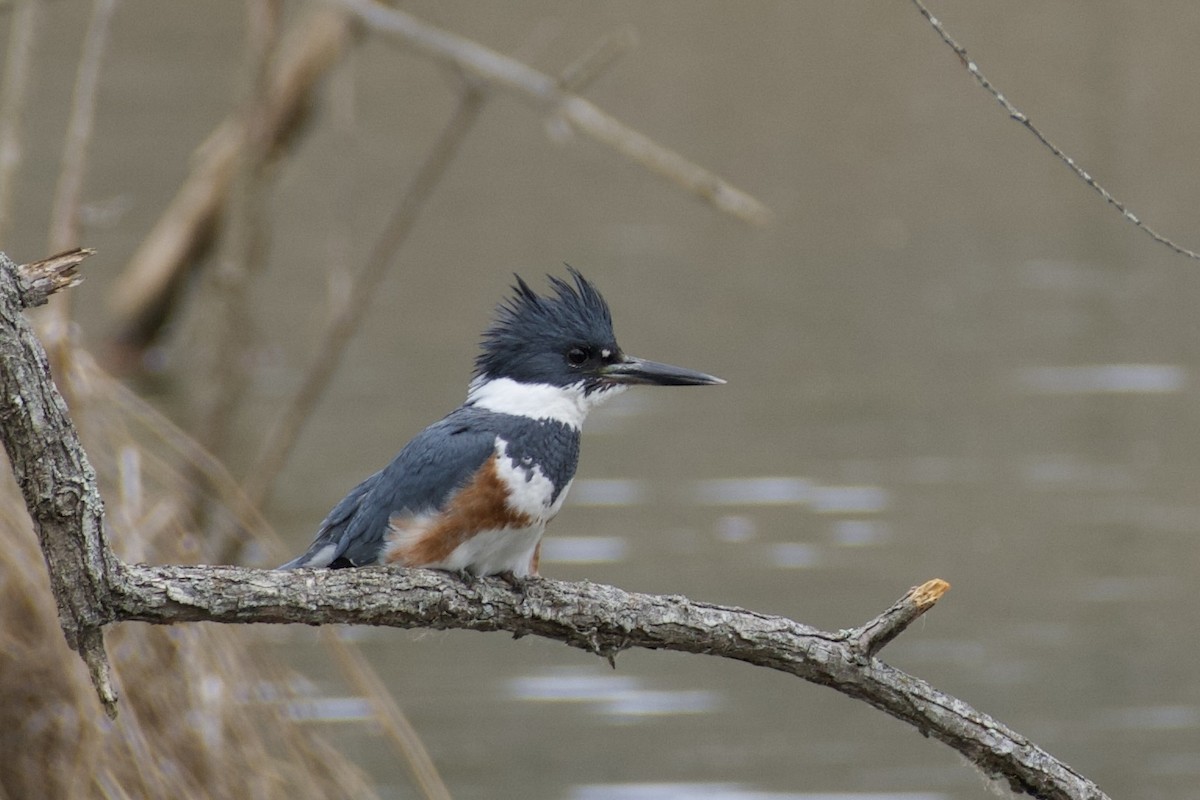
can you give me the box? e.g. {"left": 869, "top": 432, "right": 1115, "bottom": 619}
{"left": 7, "top": 2, "right": 1200, "bottom": 798}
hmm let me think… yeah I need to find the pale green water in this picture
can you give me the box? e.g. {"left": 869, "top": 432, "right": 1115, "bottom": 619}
{"left": 6, "top": 2, "right": 1200, "bottom": 798}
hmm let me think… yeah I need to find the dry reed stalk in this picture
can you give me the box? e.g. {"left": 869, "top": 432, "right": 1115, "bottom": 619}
{"left": 0, "top": 355, "right": 380, "bottom": 799}
{"left": 105, "top": 9, "right": 353, "bottom": 353}
{"left": 196, "top": 0, "right": 283, "bottom": 460}
{"left": 59, "top": 349, "right": 453, "bottom": 799}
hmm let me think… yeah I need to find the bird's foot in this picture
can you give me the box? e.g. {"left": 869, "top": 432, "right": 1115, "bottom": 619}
{"left": 497, "top": 570, "right": 537, "bottom": 595}
{"left": 455, "top": 568, "right": 478, "bottom": 587}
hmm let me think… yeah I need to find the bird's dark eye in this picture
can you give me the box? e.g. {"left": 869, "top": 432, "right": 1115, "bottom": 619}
{"left": 566, "top": 346, "right": 588, "bottom": 366}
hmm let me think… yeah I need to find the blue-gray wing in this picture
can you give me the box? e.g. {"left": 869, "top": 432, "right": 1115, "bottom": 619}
{"left": 278, "top": 416, "right": 497, "bottom": 569}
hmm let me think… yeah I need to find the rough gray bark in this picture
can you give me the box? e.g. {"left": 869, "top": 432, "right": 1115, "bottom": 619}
{"left": 0, "top": 248, "right": 118, "bottom": 711}
{"left": 0, "top": 250, "right": 1111, "bottom": 800}
{"left": 111, "top": 566, "right": 1103, "bottom": 799}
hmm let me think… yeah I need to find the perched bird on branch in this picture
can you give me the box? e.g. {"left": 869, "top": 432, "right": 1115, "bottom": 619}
{"left": 280, "top": 268, "right": 722, "bottom": 577}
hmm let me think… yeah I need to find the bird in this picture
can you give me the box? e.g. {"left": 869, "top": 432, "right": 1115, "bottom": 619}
{"left": 279, "top": 268, "right": 723, "bottom": 578}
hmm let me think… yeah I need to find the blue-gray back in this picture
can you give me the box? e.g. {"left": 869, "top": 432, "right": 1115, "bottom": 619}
{"left": 279, "top": 406, "right": 580, "bottom": 568}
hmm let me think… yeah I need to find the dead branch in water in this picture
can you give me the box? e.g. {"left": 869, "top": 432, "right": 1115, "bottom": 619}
{"left": 331, "top": 0, "right": 771, "bottom": 227}
{"left": 105, "top": 5, "right": 772, "bottom": 356}
{"left": 104, "top": 9, "right": 354, "bottom": 353}
{"left": 0, "top": 251, "right": 1109, "bottom": 800}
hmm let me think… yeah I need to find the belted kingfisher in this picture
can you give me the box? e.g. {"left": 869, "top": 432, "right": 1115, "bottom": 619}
{"left": 280, "top": 268, "right": 722, "bottom": 577}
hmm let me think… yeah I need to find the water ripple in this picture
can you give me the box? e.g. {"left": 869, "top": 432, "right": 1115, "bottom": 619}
{"left": 508, "top": 669, "right": 719, "bottom": 722}
{"left": 694, "top": 478, "right": 889, "bottom": 513}
{"left": 541, "top": 536, "right": 629, "bottom": 564}
{"left": 1015, "top": 364, "right": 1187, "bottom": 395}
{"left": 571, "top": 785, "right": 946, "bottom": 800}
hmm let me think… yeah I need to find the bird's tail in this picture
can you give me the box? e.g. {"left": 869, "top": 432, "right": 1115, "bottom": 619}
{"left": 279, "top": 471, "right": 378, "bottom": 569}
{"left": 276, "top": 540, "right": 340, "bottom": 570}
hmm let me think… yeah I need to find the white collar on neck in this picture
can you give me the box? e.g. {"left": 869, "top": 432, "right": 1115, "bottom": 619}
{"left": 466, "top": 376, "right": 625, "bottom": 429}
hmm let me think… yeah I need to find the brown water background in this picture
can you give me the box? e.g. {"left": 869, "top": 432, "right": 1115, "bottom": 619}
{"left": 5, "top": 2, "right": 1200, "bottom": 798}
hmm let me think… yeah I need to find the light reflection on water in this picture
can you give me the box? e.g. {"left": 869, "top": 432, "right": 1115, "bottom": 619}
{"left": 766, "top": 542, "right": 821, "bottom": 569}
{"left": 1014, "top": 364, "right": 1187, "bottom": 394}
{"left": 508, "top": 668, "right": 719, "bottom": 721}
{"left": 693, "top": 478, "right": 889, "bottom": 514}
{"left": 509, "top": 671, "right": 639, "bottom": 702}
{"left": 569, "top": 477, "right": 892, "bottom": 513}
{"left": 66, "top": 4, "right": 1200, "bottom": 797}
{"left": 541, "top": 535, "right": 630, "bottom": 564}
{"left": 693, "top": 477, "right": 814, "bottom": 506}
{"left": 1019, "top": 258, "right": 1123, "bottom": 293}
{"left": 284, "top": 696, "right": 374, "bottom": 723}
{"left": 830, "top": 520, "right": 890, "bottom": 547}
{"left": 556, "top": 477, "right": 897, "bottom": 569}
{"left": 573, "top": 479, "right": 648, "bottom": 506}
{"left": 557, "top": 477, "right": 899, "bottom": 569}
{"left": 1019, "top": 455, "right": 1139, "bottom": 491}
{"left": 1093, "top": 705, "right": 1200, "bottom": 731}
{"left": 713, "top": 514, "right": 758, "bottom": 543}
{"left": 1071, "top": 575, "right": 1181, "bottom": 603}
{"left": 602, "top": 690, "right": 719, "bottom": 721}
{"left": 569, "top": 786, "right": 946, "bottom": 800}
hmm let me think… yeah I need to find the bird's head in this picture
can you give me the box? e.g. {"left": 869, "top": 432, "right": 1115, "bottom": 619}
{"left": 468, "top": 268, "right": 722, "bottom": 425}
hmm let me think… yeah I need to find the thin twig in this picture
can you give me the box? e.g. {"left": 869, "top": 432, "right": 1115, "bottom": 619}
{"left": 329, "top": 0, "right": 772, "bottom": 227}
{"left": 911, "top": 0, "right": 1200, "bottom": 261}
{"left": 0, "top": 0, "right": 41, "bottom": 247}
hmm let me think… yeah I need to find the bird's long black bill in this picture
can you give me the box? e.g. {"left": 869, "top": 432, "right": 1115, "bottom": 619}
{"left": 602, "top": 355, "right": 725, "bottom": 386}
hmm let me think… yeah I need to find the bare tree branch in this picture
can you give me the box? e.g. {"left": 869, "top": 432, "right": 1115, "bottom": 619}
{"left": 16, "top": 248, "right": 92, "bottom": 308}
{"left": 104, "top": 9, "right": 354, "bottom": 352}
{"left": 105, "top": 6, "right": 771, "bottom": 356}
{"left": 851, "top": 577, "right": 949, "bottom": 658}
{"left": 0, "top": 249, "right": 118, "bottom": 717}
{"left": 109, "top": 564, "right": 1107, "bottom": 800}
{"left": 0, "top": 250, "right": 1112, "bottom": 799}
{"left": 329, "top": 0, "right": 773, "bottom": 227}
{"left": 911, "top": 0, "right": 1200, "bottom": 261}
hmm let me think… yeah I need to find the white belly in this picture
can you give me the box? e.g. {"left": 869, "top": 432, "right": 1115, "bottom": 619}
{"left": 430, "top": 524, "right": 546, "bottom": 577}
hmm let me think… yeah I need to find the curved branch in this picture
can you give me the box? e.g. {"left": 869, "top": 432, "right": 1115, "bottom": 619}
{"left": 111, "top": 565, "right": 1105, "bottom": 800}
{"left": 0, "top": 251, "right": 1110, "bottom": 800}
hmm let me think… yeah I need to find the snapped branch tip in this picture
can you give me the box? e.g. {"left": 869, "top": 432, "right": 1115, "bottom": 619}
{"left": 911, "top": 578, "right": 950, "bottom": 609}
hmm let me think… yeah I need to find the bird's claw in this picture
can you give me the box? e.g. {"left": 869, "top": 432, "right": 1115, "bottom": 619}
{"left": 497, "top": 570, "right": 536, "bottom": 594}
